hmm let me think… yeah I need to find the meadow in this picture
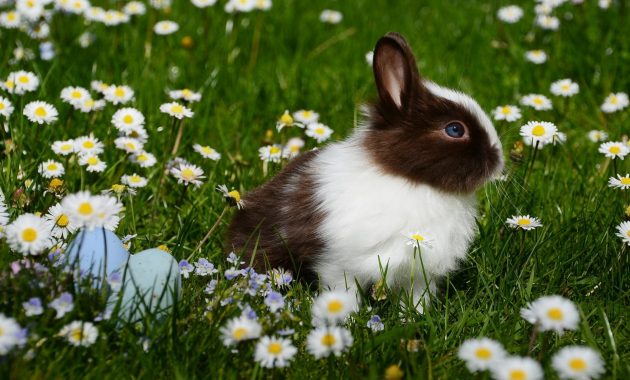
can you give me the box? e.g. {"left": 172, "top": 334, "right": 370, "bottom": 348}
{"left": 0, "top": 0, "right": 629, "bottom": 379}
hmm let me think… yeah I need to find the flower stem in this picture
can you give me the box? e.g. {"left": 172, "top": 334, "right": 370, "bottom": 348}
{"left": 191, "top": 206, "right": 229, "bottom": 259}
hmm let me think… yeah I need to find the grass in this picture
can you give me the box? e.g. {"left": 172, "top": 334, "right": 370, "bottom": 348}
{"left": 1, "top": 0, "right": 630, "bottom": 378}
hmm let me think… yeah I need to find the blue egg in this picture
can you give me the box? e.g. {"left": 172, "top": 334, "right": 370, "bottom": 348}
{"left": 110, "top": 248, "right": 181, "bottom": 323}
{"left": 66, "top": 228, "right": 130, "bottom": 281}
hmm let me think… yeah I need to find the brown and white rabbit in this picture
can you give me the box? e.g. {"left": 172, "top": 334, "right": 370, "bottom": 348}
{"left": 228, "top": 32, "right": 503, "bottom": 311}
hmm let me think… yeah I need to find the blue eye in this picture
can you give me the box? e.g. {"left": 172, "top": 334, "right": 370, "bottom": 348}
{"left": 445, "top": 122, "right": 465, "bottom": 138}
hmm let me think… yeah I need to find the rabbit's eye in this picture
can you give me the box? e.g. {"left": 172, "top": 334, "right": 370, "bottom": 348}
{"left": 444, "top": 122, "right": 465, "bottom": 138}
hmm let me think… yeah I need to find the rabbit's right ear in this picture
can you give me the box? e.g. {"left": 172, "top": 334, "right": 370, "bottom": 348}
{"left": 373, "top": 33, "right": 421, "bottom": 113}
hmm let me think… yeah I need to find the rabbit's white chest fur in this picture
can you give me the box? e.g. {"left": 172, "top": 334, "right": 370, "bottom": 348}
{"left": 311, "top": 132, "right": 477, "bottom": 292}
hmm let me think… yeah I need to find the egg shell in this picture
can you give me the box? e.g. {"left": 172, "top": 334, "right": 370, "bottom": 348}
{"left": 67, "top": 228, "right": 130, "bottom": 281}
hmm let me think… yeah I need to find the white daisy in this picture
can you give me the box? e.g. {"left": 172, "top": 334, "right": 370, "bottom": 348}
{"left": 0, "top": 96, "right": 15, "bottom": 118}
{"left": 5, "top": 213, "right": 52, "bottom": 255}
{"left": 520, "top": 295, "right": 580, "bottom": 334}
{"left": 78, "top": 154, "right": 107, "bottom": 173}
{"left": 311, "top": 290, "right": 358, "bottom": 326}
{"left": 74, "top": 134, "right": 105, "bottom": 156}
{"left": 216, "top": 184, "right": 244, "bottom": 209}
{"left": 51, "top": 139, "right": 75, "bottom": 156}
{"left": 219, "top": 316, "right": 262, "bottom": 346}
{"left": 111, "top": 107, "right": 145, "bottom": 131}
{"left": 598, "top": 141, "right": 629, "bottom": 160}
{"left": 293, "top": 109, "right": 319, "bottom": 125}
{"left": 193, "top": 144, "right": 221, "bottom": 160}
{"left": 520, "top": 121, "right": 558, "bottom": 147}
{"left": 305, "top": 123, "right": 334, "bottom": 143}
{"left": 254, "top": 336, "right": 297, "bottom": 368}
{"left": 521, "top": 94, "right": 553, "bottom": 111}
{"left": 154, "top": 20, "right": 179, "bottom": 35}
{"left": 258, "top": 144, "right": 283, "bottom": 162}
{"left": 254, "top": 0, "right": 271, "bottom": 10}
{"left": 60, "top": 86, "right": 90, "bottom": 106}
{"left": 283, "top": 137, "right": 305, "bottom": 159}
{"left": 93, "top": 195, "right": 123, "bottom": 231}
{"left": 104, "top": 85, "right": 134, "bottom": 105}
{"left": 90, "top": 80, "right": 110, "bottom": 94}
{"left": 23, "top": 101, "right": 58, "bottom": 125}
{"left": 490, "top": 356, "right": 543, "bottom": 380}
{"left": 191, "top": 0, "right": 217, "bottom": 8}
{"left": 0, "top": 11, "right": 22, "bottom": 29}
{"left": 276, "top": 109, "right": 303, "bottom": 131}
{"left": 536, "top": 14, "right": 560, "bottom": 30}
{"left": 60, "top": 192, "right": 100, "bottom": 230}
{"left": 615, "top": 221, "right": 630, "bottom": 246}
{"left": 608, "top": 174, "right": 630, "bottom": 190}
{"left": 599, "top": 0, "right": 612, "bottom": 9}
{"left": 506, "top": 215, "right": 543, "bottom": 231}
{"left": 168, "top": 88, "right": 201, "bottom": 102}
{"left": 497, "top": 5, "right": 524, "bottom": 23}
{"left": 160, "top": 102, "right": 193, "bottom": 119}
{"left": 9, "top": 70, "right": 40, "bottom": 94}
{"left": 320, "top": 9, "right": 342, "bottom": 24}
{"left": 0, "top": 314, "right": 25, "bottom": 355}
{"left": 43, "top": 202, "right": 77, "bottom": 239}
{"left": 121, "top": 173, "right": 148, "bottom": 188}
{"left": 170, "top": 164, "right": 205, "bottom": 187}
{"left": 77, "top": 97, "right": 106, "bottom": 113}
{"left": 130, "top": 151, "right": 157, "bottom": 168}
{"left": 123, "top": 1, "right": 146, "bottom": 15}
{"left": 525, "top": 50, "right": 547, "bottom": 64}
{"left": 231, "top": 0, "right": 256, "bottom": 12}
{"left": 58, "top": 321, "right": 99, "bottom": 347}
{"left": 457, "top": 337, "right": 507, "bottom": 373}
{"left": 550, "top": 79, "right": 579, "bottom": 97}
{"left": 121, "top": 125, "right": 149, "bottom": 142}
{"left": 114, "top": 137, "right": 144, "bottom": 154}
{"left": 601, "top": 92, "right": 629, "bottom": 113}
{"left": 587, "top": 130, "right": 608, "bottom": 143}
{"left": 492, "top": 105, "right": 521, "bottom": 122}
{"left": 405, "top": 230, "right": 433, "bottom": 249}
{"left": 552, "top": 346, "right": 605, "bottom": 380}
{"left": 306, "top": 326, "right": 353, "bottom": 359}
{"left": 38, "top": 160, "right": 65, "bottom": 178}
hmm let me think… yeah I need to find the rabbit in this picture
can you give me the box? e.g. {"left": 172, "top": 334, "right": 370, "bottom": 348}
{"left": 227, "top": 32, "right": 503, "bottom": 311}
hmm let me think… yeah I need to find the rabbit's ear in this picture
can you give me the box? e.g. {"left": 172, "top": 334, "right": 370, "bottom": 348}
{"left": 373, "top": 33, "right": 421, "bottom": 112}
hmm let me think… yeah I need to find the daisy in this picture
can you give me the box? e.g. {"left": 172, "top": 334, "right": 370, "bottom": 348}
{"left": 123, "top": 1, "right": 146, "bottom": 15}
{"left": 154, "top": 20, "right": 179, "bottom": 35}
{"left": 74, "top": 134, "right": 105, "bottom": 156}
{"left": 130, "top": 151, "right": 157, "bottom": 168}
{"left": 5, "top": 213, "right": 52, "bottom": 256}
{"left": 608, "top": 174, "right": 630, "bottom": 190}
{"left": 536, "top": 14, "right": 560, "bottom": 30}
{"left": 521, "top": 295, "right": 580, "bottom": 333}
{"left": 550, "top": 79, "right": 579, "bottom": 97}
{"left": 92, "top": 195, "right": 123, "bottom": 231}
{"left": 497, "top": 5, "right": 523, "bottom": 23}
{"left": 23, "top": 297, "right": 44, "bottom": 316}
{"left": 91, "top": 80, "right": 110, "bottom": 94}
{"left": 599, "top": 0, "right": 612, "bottom": 9}
{"left": 60, "top": 86, "right": 90, "bottom": 106}
{"left": 521, "top": 94, "right": 553, "bottom": 111}
{"left": 293, "top": 109, "right": 319, "bottom": 125}
{"left": 171, "top": 164, "right": 205, "bottom": 187}
{"left": 276, "top": 110, "right": 303, "bottom": 131}
{"left": 104, "top": 85, "right": 134, "bottom": 105}
{"left": 150, "top": 0, "right": 171, "bottom": 10}
{"left": 193, "top": 144, "right": 221, "bottom": 160}
{"left": 23, "top": 101, "right": 58, "bottom": 125}
{"left": 111, "top": 107, "right": 145, "bottom": 131}
{"left": 405, "top": 230, "right": 433, "bottom": 249}
{"left": 520, "top": 121, "right": 558, "bottom": 147}
{"left": 79, "top": 154, "right": 107, "bottom": 173}
{"left": 61, "top": 191, "right": 117, "bottom": 230}
{"left": 491, "top": 356, "right": 543, "bottom": 380}
{"left": 506, "top": 215, "right": 543, "bottom": 231}
{"left": 78, "top": 97, "right": 106, "bottom": 113}
{"left": 217, "top": 184, "right": 244, "bottom": 209}
{"left": 10, "top": 70, "right": 40, "bottom": 94}
{"left": 254, "top": 336, "right": 297, "bottom": 368}
{"left": 58, "top": 321, "right": 98, "bottom": 347}
{"left": 587, "top": 130, "right": 608, "bottom": 143}
{"left": 168, "top": 88, "right": 201, "bottom": 102}
{"left": 306, "top": 123, "right": 334, "bottom": 143}
{"left": 258, "top": 144, "right": 283, "bottom": 162}
{"left": 0, "top": 11, "right": 22, "bottom": 29}
{"left": 312, "top": 290, "right": 358, "bottom": 326}
{"left": 525, "top": 50, "right": 547, "bottom": 64}
{"left": 43, "top": 202, "right": 77, "bottom": 239}
{"left": 457, "top": 337, "right": 507, "bottom": 373}
{"left": 283, "top": 137, "right": 305, "bottom": 159}
{"left": 320, "top": 9, "right": 342, "bottom": 24}
{"left": 0, "top": 96, "right": 15, "bottom": 118}
{"left": 601, "top": 92, "right": 629, "bottom": 113}
{"left": 220, "top": 316, "right": 262, "bottom": 346}
{"left": 492, "top": 105, "right": 521, "bottom": 122}
{"left": 0, "top": 314, "right": 25, "bottom": 355}
{"left": 552, "top": 346, "right": 605, "bottom": 380}
{"left": 121, "top": 125, "right": 148, "bottom": 143}
{"left": 231, "top": 0, "right": 256, "bottom": 12}
{"left": 615, "top": 221, "right": 630, "bottom": 246}
{"left": 38, "top": 160, "right": 64, "bottom": 178}
{"left": 191, "top": 0, "right": 217, "bottom": 8}
{"left": 120, "top": 173, "right": 148, "bottom": 188}
{"left": 51, "top": 140, "right": 74, "bottom": 156}
{"left": 306, "top": 326, "right": 353, "bottom": 359}
{"left": 598, "top": 141, "right": 629, "bottom": 160}
{"left": 114, "top": 137, "right": 144, "bottom": 154}
{"left": 160, "top": 102, "right": 193, "bottom": 119}
{"left": 254, "top": 0, "right": 271, "bottom": 10}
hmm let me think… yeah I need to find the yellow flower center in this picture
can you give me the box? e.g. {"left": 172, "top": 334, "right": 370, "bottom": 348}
{"left": 22, "top": 228, "right": 38, "bottom": 242}
{"left": 315, "top": 127, "right": 325, "bottom": 135}
{"left": 290, "top": 145, "right": 300, "bottom": 153}
{"left": 547, "top": 307, "right": 564, "bottom": 321}
{"left": 531, "top": 125, "right": 546, "bottom": 137}
{"left": 475, "top": 347, "right": 492, "bottom": 360}
{"left": 270, "top": 146, "right": 281, "bottom": 155}
{"left": 18, "top": 75, "right": 30, "bottom": 84}
{"left": 181, "top": 168, "right": 194, "bottom": 180}
{"left": 56, "top": 214, "right": 69, "bottom": 227}
{"left": 5, "top": 80, "right": 14, "bottom": 89}
{"left": 171, "top": 104, "right": 184, "bottom": 114}
{"left": 569, "top": 358, "right": 587, "bottom": 372}
{"left": 232, "top": 327, "right": 247, "bottom": 340}
{"left": 610, "top": 95, "right": 618, "bottom": 105}
{"left": 71, "top": 90, "right": 82, "bottom": 98}
{"left": 87, "top": 157, "right": 98, "bottom": 165}
{"left": 83, "top": 141, "right": 95, "bottom": 149}
{"left": 561, "top": 84, "right": 570, "bottom": 91}
{"left": 123, "top": 115, "right": 134, "bottom": 124}
{"left": 228, "top": 190, "right": 241, "bottom": 202}
{"left": 84, "top": 99, "right": 94, "bottom": 108}
{"left": 49, "top": 178, "right": 63, "bottom": 189}
{"left": 114, "top": 87, "right": 125, "bottom": 98}
{"left": 137, "top": 154, "right": 148, "bottom": 162}
{"left": 47, "top": 163, "right": 58, "bottom": 171}
{"left": 70, "top": 328, "right": 83, "bottom": 342}
{"left": 327, "top": 300, "right": 343, "bottom": 313}
{"left": 609, "top": 146, "right": 621, "bottom": 155}
{"left": 125, "top": 143, "right": 136, "bottom": 151}
{"left": 0, "top": 103, "right": 4, "bottom": 110}
{"left": 61, "top": 144, "right": 72, "bottom": 152}
{"left": 35, "top": 107, "right": 47, "bottom": 117}
{"left": 78, "top": 202, "right": 93, "bottom": 215}
{"left": 509, "top": 370, "right": 526, "bottom": 380}
{"left": 621, "top": 178, "right": 630, "bottom": 185}
{"left": 517, "top": 218, "right": 531, "bottom": 226}
{"left": 7, "top": 12, "right": 16, "bottom": 21}
{"left": 111, "top": 184, "right": 126, "bottom": 194}
{"left": 411, "top": 233, "right": 424, "bottom": 241}
{"left": 280, "top": 112, "right": 293, "bottom": 125}
{"left": 130, "top": 175, "right": 142, "bottom": 183}
{"left": 267, "top": 342, "right": 283, "bottom": 355}
{"left": 182, "top": 89, "right": 192, "bottom": 97}
{"left": 321, "top": 333, "right": 336, "bottom": 347}
{"left": 533, "top": 98, "right": 543, "bottom": 105}
{"left": 301, "top": 110, "right": 312, "bottom": 118}
{"left": 201, "top": 146, "right": 214, "bottom": 155}
{"left": 501, "top": 106, "right": 511, "bottom": 115}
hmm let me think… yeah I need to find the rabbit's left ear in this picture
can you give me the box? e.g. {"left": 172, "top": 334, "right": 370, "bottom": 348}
{"left": 373, "top": 32, "right": 421, "bottom": 112}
